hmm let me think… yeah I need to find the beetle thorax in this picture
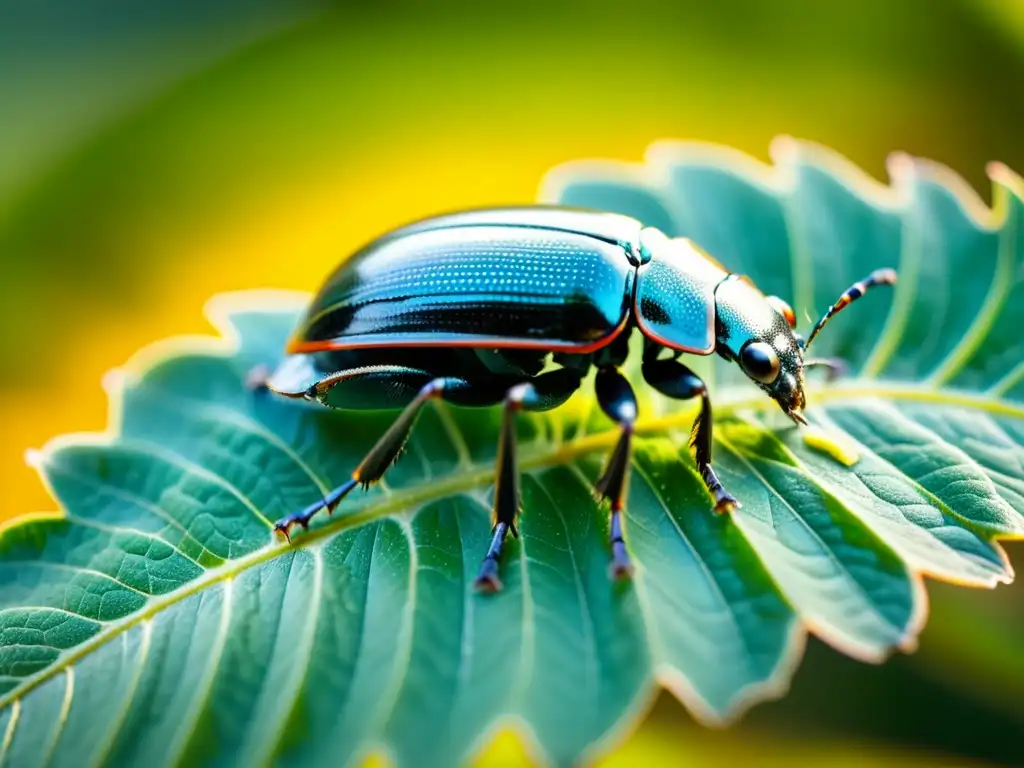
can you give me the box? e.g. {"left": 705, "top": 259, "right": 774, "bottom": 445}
{"left": 714, "top": 276, "right": 806, "bottom": 419}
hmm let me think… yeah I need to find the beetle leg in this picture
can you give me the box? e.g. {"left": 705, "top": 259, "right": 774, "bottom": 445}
{"left": 475, "top": 368, "right": 583, "bottom": 593}
{"left": 273, "top": 376, "right": 455, "bottom": 541}
{"left": 593, "top": 366, "right": 638, "bottom": 580}
{"left": 245, "top": 364, "right": 272, "bottom": 391}
{"left": 272, "top": 479, "right": 359, "bottom": 542}
{"left": 642, "top": 358, "right": 739, "bottom": 513}
{"left": 474, "top": 385, "right": 527, "bottom": 593}
{"left": 804, "top": 357, "right": 848, "bottom": 383}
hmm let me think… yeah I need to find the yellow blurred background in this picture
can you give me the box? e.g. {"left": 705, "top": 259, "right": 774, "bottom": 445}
{"left": 2, "top": 1, "right": 1023, "bottom": 764}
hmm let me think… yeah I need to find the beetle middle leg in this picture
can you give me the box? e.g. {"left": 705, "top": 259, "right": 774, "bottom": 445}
{"left": 641, "top": 357, "right": 738, "bottom": 513}
{"left": 475, "top": 367, "right": 584, "bottom": 593}
{"left": 591, "top": 366, "right": 639, "bottom": 579}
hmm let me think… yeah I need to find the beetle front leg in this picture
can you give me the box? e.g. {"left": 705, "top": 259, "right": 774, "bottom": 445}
{"left": 642, "top": 358, "right": 738, "bottom": 513}
{"left": 804, "top": 357, "right": 847, "bottom": 383}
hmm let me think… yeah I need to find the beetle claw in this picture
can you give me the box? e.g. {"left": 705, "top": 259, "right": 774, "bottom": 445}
{"left": 609, "top": 543, "right": 634, "bottom": 581}
{"left": 609, "top": 557, "right": 635, "bottom": 581}
{"left": 274, "top": 523, "right": 293, "bottom": 544}
{"left": 474, "top": 557, "right": 503, "bottom": 594}
{"left": 713, "top": 493, "right": 740, "bottom": 514}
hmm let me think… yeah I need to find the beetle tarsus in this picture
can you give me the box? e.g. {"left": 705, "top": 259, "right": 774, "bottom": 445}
{"left": 699, "top": 464, "right": 738, "bottom": 513}
{"left": 713, "top": 492, "right": 739, "bottom": 514}
{"left": 608, "top": 507, "right": 634, "bottom": 580}
{"left": 274, "top": 523, "right": 292, "bottom": 544}
{"left": 272, "top": 477, "right": 358, "bottom": 542}
{"left": 475, "top": 521, "right": 510, "bottom": 593}
{"left": 474, "top": 558, "right": 503, "bottom": 593}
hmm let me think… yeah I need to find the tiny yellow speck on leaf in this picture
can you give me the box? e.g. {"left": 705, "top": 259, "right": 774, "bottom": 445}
{"left": 802, "top": 426, "right": 859, "bottom": 466}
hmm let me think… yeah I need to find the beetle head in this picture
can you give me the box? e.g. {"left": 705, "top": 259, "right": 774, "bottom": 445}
{"left": 714, "top": 268, "right": 898, "bottom": 423}
{"left": 714, "top": 276, "right": 808, "bottom": 424}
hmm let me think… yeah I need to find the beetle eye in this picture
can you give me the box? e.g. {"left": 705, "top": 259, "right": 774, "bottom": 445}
{"left": 767, "top": 296, "right": 797, "bottom": 328}
{"left": 740, "top": 342, "right": 781, "bottom": 384}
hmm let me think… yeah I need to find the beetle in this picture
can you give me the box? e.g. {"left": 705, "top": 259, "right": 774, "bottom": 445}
{"left": 264, "top": 206, "right": 896, "bottom": 591}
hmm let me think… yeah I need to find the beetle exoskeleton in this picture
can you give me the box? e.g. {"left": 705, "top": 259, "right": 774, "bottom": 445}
{"left": 263, "top": 207, "right": 896, "bottom": 591}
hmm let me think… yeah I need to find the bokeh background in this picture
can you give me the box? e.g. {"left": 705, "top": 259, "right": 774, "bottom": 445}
{"left": 2, "top": 1, "right": 1023, "bottom": 765}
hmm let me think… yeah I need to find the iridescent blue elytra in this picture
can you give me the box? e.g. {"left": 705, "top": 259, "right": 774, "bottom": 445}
{"left": 265, "top": 206, "right": 897, "bottom": 592}
{"left": 297, "top": 225, "right": 635, "bottom": 351}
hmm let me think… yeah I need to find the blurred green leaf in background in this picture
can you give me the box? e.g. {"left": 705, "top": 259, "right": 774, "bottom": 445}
{"left": 2, "top": 0, "right": 1024, "bottom": 765}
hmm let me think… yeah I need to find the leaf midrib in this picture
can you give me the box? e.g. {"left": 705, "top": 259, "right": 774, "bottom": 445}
{"left": 5, "top": 381, "right": 1024, "bottom": 711}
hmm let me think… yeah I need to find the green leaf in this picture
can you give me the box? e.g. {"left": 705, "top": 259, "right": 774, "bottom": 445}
{"left": 3, "top": 139, "right": 1023, "bottom": 767}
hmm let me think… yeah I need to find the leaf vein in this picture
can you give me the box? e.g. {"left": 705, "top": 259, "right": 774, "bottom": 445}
{"left": 166, "top": 580, "right": 234, "bottom": 768}
{"left": 88, "top": 621, "right": 152, "bottom": 768}
{"left": 39, "top": 668, "right": 74, "bottom": 768}
{"left": 1, "top": 561, "right": 151, "bottom": 599}
{"left": 261, "top": 550, "right": 322, "bottom": 766}
{"left": 717, "top": 435, "right": 904, "bottom": 638}
{"left": 532, "top": 472, "right": 600, "bottom": 732}
{"left": 5, "top": 384, "right": 1024, "bottom": 718}
{"left": 0, "top": 699, "right": 19, "bottom": 767}
{"left": 121, "top": 438, "right": 274, "bottom": 529}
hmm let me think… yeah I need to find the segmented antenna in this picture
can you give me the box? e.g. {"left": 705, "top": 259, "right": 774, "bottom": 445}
{"left": 805, "top": 268, "right": 898, "bottom": 349}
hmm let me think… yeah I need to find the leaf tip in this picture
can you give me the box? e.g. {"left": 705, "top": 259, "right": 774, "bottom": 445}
{"left": 897, "top": 634, "right": 920, "bottom": 654}
{"left": 767, "top": 133, "right": 799, "bottom": 163}
{"left": 886, "top": 151, "right": 916, "bottom": 188}
{"left": 988, "top": 160, "right": 1024, "bottom": 200}
{"left": 24, "top": 448, "right": 44, "bottom": 470}
{"left": 101, "top": 368, "right": 127, "bottom": 396}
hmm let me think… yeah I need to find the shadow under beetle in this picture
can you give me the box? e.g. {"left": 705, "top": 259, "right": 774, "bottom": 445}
{"left": 263, "top": 207, "right": 896, "bottom": 591}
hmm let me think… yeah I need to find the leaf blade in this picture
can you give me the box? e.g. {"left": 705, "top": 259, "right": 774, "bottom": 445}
{"left": 4, "top": 139, "right": 1024, "bottom": 766}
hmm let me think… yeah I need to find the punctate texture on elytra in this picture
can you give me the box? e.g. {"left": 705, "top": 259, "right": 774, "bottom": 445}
{"left": 0, "top": 139, "right": 1022, "bottom": 768}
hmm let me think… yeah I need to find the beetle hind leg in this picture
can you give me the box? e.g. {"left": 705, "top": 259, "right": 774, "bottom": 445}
{"left": 273, "top": 372, "right": 461, "bottom": 542}
{"left": 642, "top": 357, "right": 738, "bottom": 514}
{"left": 273, "top": 478, "right": 358, "bottom": 542}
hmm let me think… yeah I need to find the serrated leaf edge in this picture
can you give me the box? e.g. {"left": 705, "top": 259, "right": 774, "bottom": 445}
{"left": 4, "top": 141, "right": 1024, "bottom": 763}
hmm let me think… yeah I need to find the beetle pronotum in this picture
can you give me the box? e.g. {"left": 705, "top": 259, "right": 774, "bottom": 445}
{"left": 263, "top": 207, "right": 896, "bottom": 591}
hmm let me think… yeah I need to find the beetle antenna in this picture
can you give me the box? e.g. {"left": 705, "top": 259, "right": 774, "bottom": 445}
{"left": 805, "top": 268, "right": 898, "bottom": 349}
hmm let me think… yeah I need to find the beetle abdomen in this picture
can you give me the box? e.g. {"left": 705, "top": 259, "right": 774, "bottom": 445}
{"left": 291, "top": 225, "right": 634, "bottom": 353}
